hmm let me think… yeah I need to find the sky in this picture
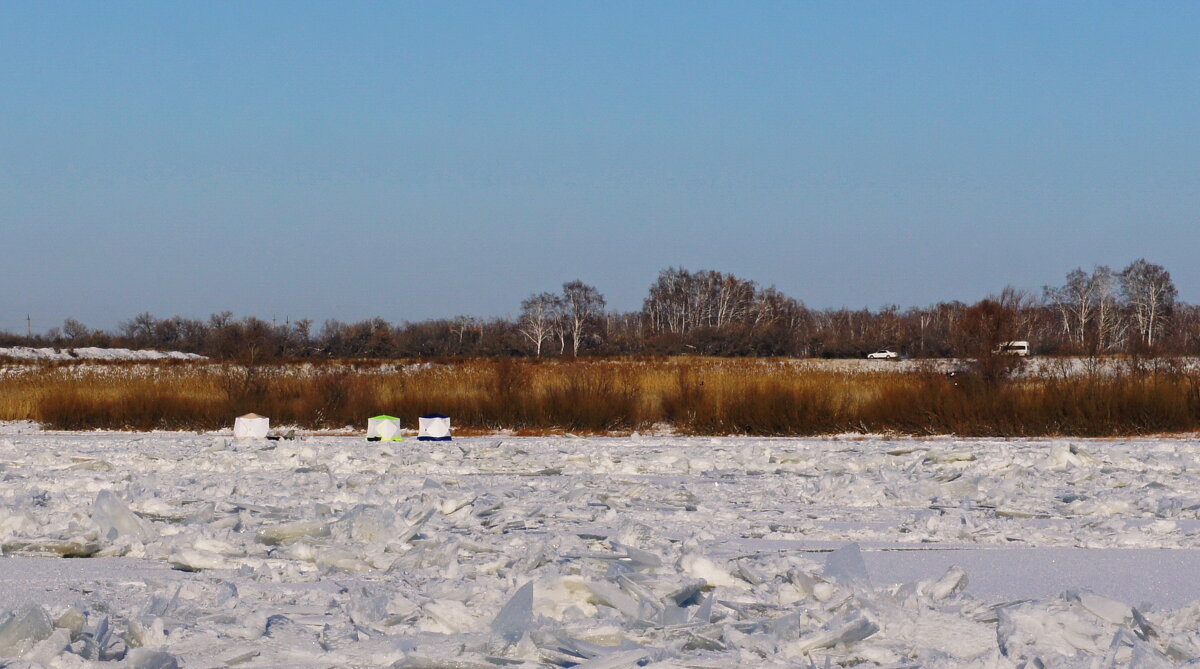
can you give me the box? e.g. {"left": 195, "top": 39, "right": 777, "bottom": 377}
{"left": 2, "top": 2, "right": 1198, "bottom": 333}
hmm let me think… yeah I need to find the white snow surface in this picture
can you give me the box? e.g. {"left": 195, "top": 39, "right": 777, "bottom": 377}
{"left": 0, "top": 347, "right": 205, "bottom": 361}
{"left": 1, "top": 433, "right": 1200, "bottom": 666}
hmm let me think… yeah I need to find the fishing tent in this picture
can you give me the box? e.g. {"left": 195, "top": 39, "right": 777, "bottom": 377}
{"left": 366, "top": 415, "right": 404, "bottom": 441}
{"left": 233, "top": 413, "right": 270, "bottom": 439}
{"left": 418, "top": 414, "right": 451, "bottom": 441}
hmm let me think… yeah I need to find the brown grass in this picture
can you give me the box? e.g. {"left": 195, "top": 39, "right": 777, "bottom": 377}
{"left": 1, "top": 358, "right": 1198, "bottom": 436}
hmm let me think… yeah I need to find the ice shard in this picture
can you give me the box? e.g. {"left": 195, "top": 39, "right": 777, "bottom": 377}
{"left": 92, "top": 490, "right": 152, "bottom": 541}
{"left": 491, "top": 582, "right": 534, "bottom": 642}
{"left": 0, "top": 603, "right": 54, "bottom": 658}
{"left": 822, "top": 542, "right": 870, "bottom": 586}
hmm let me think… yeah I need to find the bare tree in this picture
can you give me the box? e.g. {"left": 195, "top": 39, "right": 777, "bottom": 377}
{"left": 1090, "top": 267, "right": 1121, "bottom": 352}
{"left": 1044, "top": 266, "right": 1119, "bottom": 351}
{"left": 1120, "top": 259, "right": 1177, "bottom": 348}
{"left": 450, "top": 316, "right": 478, "bottom": 354}
{"left": 518, "top": 292, "right": 563, "bottom": 357}
{"left": 952, "top": 295, "right": 1023, "bottom": 387}
{"left": 562, "top": 280, "right": 606, "bottom": 357}
{"left": 643, "top": 267, "right": 694, "bottom": 334}
{"left": 643, "top": 268, "right": 759, "bottom": 335}
{"left": 62, "top": 318, "right": 90, "bottom": 342}
{"left": 119, "top": 312, "right": 158, "bottom": 346}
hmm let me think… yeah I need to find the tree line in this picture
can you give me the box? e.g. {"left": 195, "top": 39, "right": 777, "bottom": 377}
{"left": 4, "top": 259, "right": 1197, "bottom": 360}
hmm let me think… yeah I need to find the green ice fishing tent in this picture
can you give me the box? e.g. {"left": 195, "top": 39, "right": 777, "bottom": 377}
{"left": 366, "top": 415, "right": 404, "bottom": 441}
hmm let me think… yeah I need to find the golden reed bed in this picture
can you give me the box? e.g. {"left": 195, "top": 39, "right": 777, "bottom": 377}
{"left": 2, "top": 357, "right": 1198, "bottom": 436}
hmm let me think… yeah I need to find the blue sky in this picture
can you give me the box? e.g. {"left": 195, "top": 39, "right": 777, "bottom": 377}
{"left": 2, "top": 2, "right": 1198, "bottom": 332}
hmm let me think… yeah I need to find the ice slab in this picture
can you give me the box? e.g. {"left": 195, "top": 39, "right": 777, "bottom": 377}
{"left": 491, "top": 582, "right": 534, "bottom": 642}
{"left": 0, "top": 602, "right": 54, "bottom": 658}
{"left": 822, "top": 542, "right": 870, "bottom": 585}
{"left": 255, "top": 520, "right": 331, "bottom": 545}
{"left": 92, "top": 490, "right": 152, "bottom": 541}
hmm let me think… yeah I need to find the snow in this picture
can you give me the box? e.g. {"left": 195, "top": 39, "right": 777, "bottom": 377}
{"left": 784, "top": 355, "right": 1200, "bottom": 378}
{"left": 1, "top": 432, "right": 1200, "bottom": 665}
{"left": 0, "top": 347, "right": 205, "bottom": 361}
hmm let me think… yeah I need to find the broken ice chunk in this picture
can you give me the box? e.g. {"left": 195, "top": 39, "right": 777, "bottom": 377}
{"left": 420, "top": 600, "right": 479, "bottom": 634}
{"left": 691, "top": 593, "right": 714, "bottom": 624}
{"left": 678, "top": 552, "right": 737, "bottom": 587}
{"left": 142, "top": 587, "right": 181, "bottom": 618}
{"left": 0, "top": 603, "right": 55, "bottom": 658}
{"left": 125, "top": 647, "right": 181, "bottom": 669}
{"left": 182, "top": 502, "right": 215, "bottom": 526}
{"left": 127, "top": 617, "right": 167, "bottom": 648}
{"left": 735, "top": 561, "right": 766, "bottom": 586}
{"left": 570, "top": 648, "right": 650, "bottom": 668}
{"left": 923, "top": 449, "right": 976, "bottom": 463}
{"left": 1066, "top": 590, "right": 1132, "bottom": 625}
{"left": 659, "top": 605, "right": 689, "bottom": 627}
{"left": 793, "top": 613, "right": 879, "bottom": 653}
{"left": 1043, "top": 443, "right": 1097, "bottom": 470}
{"left": 586, "top": 581, "right": 642, "bottom": 619}
{"left": 927, "top": 565, "right": 968, "bottom": 600}
{"left": 786, "top": 567, "right": 816, "bottom": 598}
{"left": 1132, "top": 607, "right": 1158, "bottom": 641}
{"left": 222, "top": 648, "right": 261, "bottom": 665}
{"left": 254, "top": 520, "right": 330, "bottom": 545}
{"left": 491, "top": 582, "right": 534, "bottom": 642}
{"left": 22, "top": 627, "right": 70, "bottom": 664}
{"left": 666, "top": 580, "right": 706, "bottom": 607}
{"left": 347, "top": 592, "right": 389, "bottom": 626}
{"left": 534, "top": 576, "right": 599, "bottom": 620}
{"left": 55, "top": 608, "right": 86, "bottom": 635}
{"left": 169, "top": 548, "right": 237, "bottom": 571}
{"left": 75, "top": 614, "right": 126, "bottom": 661}
{"left": 334, "top": 504, "right": 397, "bottom": 543}
{"left": 535, "top": 630, "right": 645, "bottom": 664}
{"left": 996, "top": 603, "right": 1105, "bottom": 660}
{"left": 823, "top": 542, "right": 870, "bottom": 586}
{"left": 610, "top": 541, "right": 663, "bottom": 568}
{"left": 92, "top": 490, "right": 153, "bottom": 541}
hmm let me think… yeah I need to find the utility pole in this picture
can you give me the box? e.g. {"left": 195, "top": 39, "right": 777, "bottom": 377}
{"left": 26, "top": 314, "right": 31, "bottom": 338}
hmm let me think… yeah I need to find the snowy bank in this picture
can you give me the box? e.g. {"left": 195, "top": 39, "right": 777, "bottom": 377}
{"left": 0, "top": 347, "right": 206, "bottom": 361}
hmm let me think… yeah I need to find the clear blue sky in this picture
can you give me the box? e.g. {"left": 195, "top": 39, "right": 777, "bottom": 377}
{"left": 2, "top": 2, "right": 1198, "bottom": 332}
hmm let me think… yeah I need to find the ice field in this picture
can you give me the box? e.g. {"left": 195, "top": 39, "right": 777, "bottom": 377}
{"left": 2, "top": 429, "right": 1200, "bottom": 667}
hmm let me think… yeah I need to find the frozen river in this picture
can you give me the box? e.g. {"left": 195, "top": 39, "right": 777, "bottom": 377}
{"left": 1, "top": 431, "right": 1199, "bottom": 666}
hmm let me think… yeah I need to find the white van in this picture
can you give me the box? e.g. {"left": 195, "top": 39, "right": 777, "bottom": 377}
{"left": 996, "top": 341, "right": 1031, "bottom": 356}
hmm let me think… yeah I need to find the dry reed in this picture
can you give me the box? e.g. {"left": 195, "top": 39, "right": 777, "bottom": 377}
{"left": 2, "top": 358, "right": 1198, "bottom": 436}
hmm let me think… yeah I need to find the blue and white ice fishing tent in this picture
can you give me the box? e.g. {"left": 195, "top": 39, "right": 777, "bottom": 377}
{"left": 418, "top": 414, "right": 451, "bottom": 441}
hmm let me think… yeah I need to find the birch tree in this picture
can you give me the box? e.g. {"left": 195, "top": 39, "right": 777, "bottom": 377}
{"left": 517, "top": 292, "right": 563, "bottom": 357}
{"left": 642, "top": 268, "right": 758, "bottom": 335}
{"left": 1120, "top": 259, "right": 1177, "bottom": 348}
{"left": 1043, "top": 266, "right": 1119, "bottom": 350}
{"left": 562, "top": 280, "right": 606, "bottom": 357}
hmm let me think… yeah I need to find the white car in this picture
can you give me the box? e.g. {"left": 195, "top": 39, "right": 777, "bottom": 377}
{"left": 867, "top": 349, "right": 899, "bottom": 359}
{"left": 996, "top": 341, "right": 1031, "bottom": 356}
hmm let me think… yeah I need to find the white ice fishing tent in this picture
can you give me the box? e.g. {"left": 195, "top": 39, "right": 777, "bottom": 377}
{"left": 366, "top": 415, "right": 404, "bottom": 441}
{"left": 233, "top": 413, "right": 270, "bottom": 439}
{"left": 418, "top": 414, "right": 451, "bottom": 441}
